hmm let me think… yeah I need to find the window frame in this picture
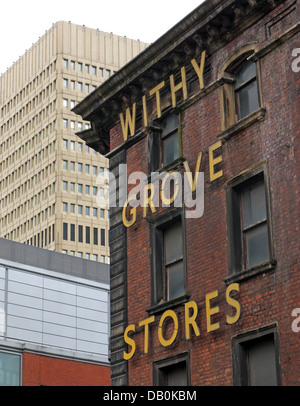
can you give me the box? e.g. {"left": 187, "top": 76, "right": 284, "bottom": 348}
{"left": 219, "top": 45, "right": 264, "bottom": 133}
{"left": 148, "top": 209, "right": 188, "bottom": 315}
{"left": 0, "top": 350, "right": 22, "bottom": 386}
{"left": 225, "top": 163, "right": 276, "bottom": 284}
{"left": 153, "top": 353, "right": 190, "bottom": 387}
{"left": 232, "top": 325, "right": 281, "bottom": 386}
{"left": 148, "top": 113, "right": 182, "bottom": 173}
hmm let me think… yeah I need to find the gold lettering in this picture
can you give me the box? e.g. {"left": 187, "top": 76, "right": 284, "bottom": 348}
{"left": 122, "top": 195, "right": 137, "bottom": 228}
{"left": 143, "top": 183, "right": 156, "bottom": 218}
{"left": 170, "top": 66, "right": 188, "bottom": 108}
{"left": 139, "top": 316, "right": 155, "bottom": 354}
{"left": 185, "top": 301, "right": 201, "bottom": 340}
{"left": 142, "top": 95, "right": 148, "bottom": 127}
{"left": 183, "top": 152, "right": 203, "bottom": 192}
{"left": 120, "top": 103, "right": 137, "bottom": 141}
{"left": 209, "top": 141, "right": 223, "bottom": 182}
{"left": 226, "top": 283, "right": 241, "bottom": 325}
{"left": 149, "top": 81, "right": 165, "bottom": 118}
{"left": 158, "top": 310, "right": 179, "bottom": 347}
{"left": 123, "top": 325, "right": 136, "bottom": 360}
{"left": 191, "top": 51, "right": 206, "bottom": 90}
{"left": 206, "top": 290, "right": 220, "bottom": 332}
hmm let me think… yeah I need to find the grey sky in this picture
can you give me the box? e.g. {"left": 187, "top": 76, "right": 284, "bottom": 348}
{"left": 0, "top": 0, "right": 204, "bottom": 75}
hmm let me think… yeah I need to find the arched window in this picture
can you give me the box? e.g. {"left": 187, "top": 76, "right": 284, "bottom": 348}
{"left": 219, "top": 45, "right": 263, "bottom": 131}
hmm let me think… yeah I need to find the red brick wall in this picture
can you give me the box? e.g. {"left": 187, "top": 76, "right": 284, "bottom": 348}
{"left": 22, "top": 352, "right": 110, "bottom": 386}
{"left": 110, "top": 0, "right": 300, "bottom": 386}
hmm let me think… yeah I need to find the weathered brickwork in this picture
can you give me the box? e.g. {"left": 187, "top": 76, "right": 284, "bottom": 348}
{"left": 75, "top": 0, "right": 300, "bottom": 386}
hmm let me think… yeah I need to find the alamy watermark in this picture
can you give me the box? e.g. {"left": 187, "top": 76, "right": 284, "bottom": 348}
{"left": 95, "top": 164, "right": 205, "bottom": 219}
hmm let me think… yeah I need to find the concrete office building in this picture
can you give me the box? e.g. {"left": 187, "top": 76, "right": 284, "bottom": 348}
{"left": 0, "top": 238, "right": 110, "bottom": 386}
{"left": 0, "top": 21, "right": 148, "bottom": 262}
{"left": 74, "top": 0, "right": 300, "bottom": 386}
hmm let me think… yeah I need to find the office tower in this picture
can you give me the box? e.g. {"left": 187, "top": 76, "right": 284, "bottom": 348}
{"left": 0, "top": 21, "right": 148, "bottom": 262}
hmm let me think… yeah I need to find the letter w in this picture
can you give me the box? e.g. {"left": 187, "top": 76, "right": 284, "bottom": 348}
{"left": 120, "top": 103, "right": 136, "bottom": 141}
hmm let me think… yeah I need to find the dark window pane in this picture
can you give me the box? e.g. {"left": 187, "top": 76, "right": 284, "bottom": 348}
{"left": 167, "top": 261, "right": 185, "bottom": 300}
{"left": 93, "top": 228, "right": 98, "bottom": 245}
{"left": 78, "top": 225, "right": 83, "bottom": 243}
{"left": 101, "top": 229, "right": 105, "bottom": 246}
{"left": 245, "top": 223, "right": 269, "bottom": 268}
{"left": 161, "top": 114, "right": 178, "bottom": 136}
{"left": 247, "top": 335, "right": 277, "bottom": 386}
{"left": 237, "top": 80, "right": 259, "bottom": 119}
{"left": 70, "top": 224, "right": 75, "bottom": 242}
{"left": 162, "top": 131, "right": 179, "bottom": 166}
{"left": 161, "top": 363, "right": 187, "bottom": 386}
{"left": 86, "top": 226, "right": 90, "bottom": 244}
{"left": 63, "top": 223, "right": 68, "bottom": 240}
{"left": 242, "top": 181, "right": 267, "bottom": 228}
{"left": 235, "top": 59, "right": 256, "bottom": 87}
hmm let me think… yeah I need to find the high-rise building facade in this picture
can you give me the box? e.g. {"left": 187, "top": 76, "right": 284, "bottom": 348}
{"left": 0, "top": 21, "right": 148, "bottom": 262}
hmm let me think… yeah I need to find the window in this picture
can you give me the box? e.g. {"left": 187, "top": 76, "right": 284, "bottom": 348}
{"left": 149, "top": 114, "right": 180, "bottom": 172}
{"left": 63, "top": 202, "right": 68, "bottom": 213}
{"left": 63, "top": 181, "right": 67, "bottom": 191}
{"left": 78, "top": 82, "right": 83, "bottom": 91}
{"left": 85, "top": 84, "right": 89, "bottom": 93}
{"left": 234, "top": 59, "right": 260, "bottom": 120}
{"left": 93, "top": 207, "right": 98, "bottom": 217}
{"left": 226, "top": 166, "right": 275, "bottom": 281}
{"left": 70, "top": 203, "right": 75, "bottom": 214}
{"left": 106, "top": 69, "right": 111, "bottom": 79}
{"left": 78, "top": 184, "right": 83, "bottom": 193}
{"left": 63, "top": 160, "right": 68, "bottom": 170}
{"left": 153, "top": 354, "right": 190, "bottom": 386}
{"left": 86, "top": 226, "right": 90, "bottom": 244}
{"left": 70, "top": 161, "right": 75, "bottom": 171}
{"left": 70, "top": 141, "right": 75, "bottom": 150}
{"left": 63, "top": 99, "right": 68, "bottom": 108}
{"left": 63, "top": 223, "right": 68, "bottom": 240}
{"left": 78, "top": 225, "right": 83, "bottom": 243}
{"left": 232, "top": 326, "right": 281, "bottom": 386}
{"left": 78, "top": 62, "right": 82, "bottom": 72}
{"left": 63, "top": 139, "right": 68, "bottom": 149}
{"left": 150, "top": 213, "right": 186, "bottom": 308}
{"left": 101, "top": 228, "right": 105, "bottom": 246}
{"left": 71, "top": 61, "right": 75, "bottom": 70}
{"left": 63, "top": 119, "right": 68, "bottom": 129}
{"left": 86, "top": 206, "right": 90, "bottom": 216}
{"left": 99, "top": 68, "right": 103, "bottom": 77}
{"left": 93, "top": 228, "right": 98, "bottom": 245}
{"left": 71, "top": 80, "right": 75, "bottom": 90}
{"left": 63, "top": 59, "right": 68, "bottom": 68}
{"left": 70, "top": 224, "right": 75, "bottom": 241}
{"left": 70, "top": 100, "right": 75, "bottom": 109}
{"left": 85, "top": 164, "right": 90, "bottom": 174}
{"left": 85, "top": 185, "right": 90, "bottom": 195}
{"left": 0, "top": 351, "right": 21, "bottom": 386}
{"left": 85, "top": 64, "right": 89, "bottom": 73}
{"left": 63, "top": 79, "right": 68, "bottom": 88}
{"left": 93, "top": 166, "right": 97, "bottom": 175}
{"left": 78, "top": 205, "right": 83, "bottom": 215}
{"left": 219, "top": 47, "right": 262, "bottom": 130}
{"left": 70, "top": 182, "right": 75, "bottom": 193}
{"left": 92, "top": 66, "right": 96, "bottom": 75}
{"left": 70, "top": 121, "right": 75, "bottom": 130}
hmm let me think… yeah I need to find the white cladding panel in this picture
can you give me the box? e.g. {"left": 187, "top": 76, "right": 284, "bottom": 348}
{"left": 0, "top": 264, "right": 109, "bottom": 360}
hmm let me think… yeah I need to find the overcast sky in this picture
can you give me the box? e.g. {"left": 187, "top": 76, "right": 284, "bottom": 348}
{"left": 0, "top": 0, "right": 205, "bottom": 75}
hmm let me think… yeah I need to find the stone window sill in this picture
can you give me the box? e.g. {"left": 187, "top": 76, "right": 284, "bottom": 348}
{"left": 218, "top": 108, "right": 266, "bottom": 141}
{"left": 147, "top": 294, "right": 190, "bottom": 316}
{"left": 224, "top": 259, "right": 277, "bottom": 286}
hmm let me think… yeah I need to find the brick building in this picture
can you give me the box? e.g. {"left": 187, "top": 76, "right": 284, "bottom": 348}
{"left": 74, "top": 0, "right": 300, "bottom": 386}
{"left": 0, "top": 239, "right": 110, "bottom": 386}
